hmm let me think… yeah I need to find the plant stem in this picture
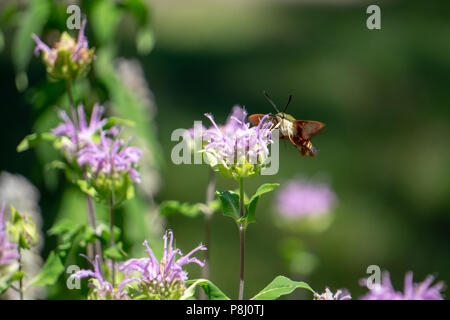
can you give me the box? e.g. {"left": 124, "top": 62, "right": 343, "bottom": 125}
{"left": 109, "top": 195, "right": 116, "bottom": 288}
{"left": 200, "top": 169, "right": 215, "bottom": 300}
{"left": 65, "top": 79, "right": 79, "bottom": 145}
{"left": 65, "top": 79, "right": 102, "bottom": 263}
{"left": 86, "top": 190, "right": 103, "bottom": 265}
{"left": 18, "top": 249, "right": 23, "bottom": 300}
{"left": 238, "top": 178, "right": 245, "bottom": 300}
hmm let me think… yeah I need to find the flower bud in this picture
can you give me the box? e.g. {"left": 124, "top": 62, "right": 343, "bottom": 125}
{"left": 32, "top": 19, "right": 95, "bottom": 80}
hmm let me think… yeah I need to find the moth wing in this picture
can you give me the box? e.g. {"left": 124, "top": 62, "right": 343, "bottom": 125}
{"left": 248, "top": 114, "right": 267, "bottom": 126}
{"left": 296, "top": 120, "right": 325, "bottom": 140}
{"left": 248, "top": 113, "right": 271, "bottom": 126}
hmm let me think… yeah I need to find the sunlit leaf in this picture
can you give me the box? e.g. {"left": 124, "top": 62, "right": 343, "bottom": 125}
{"left": 250, "top": 275, "right": 314, "bottom": 300}
{"left": 16, "top": 132, "right": 56, "bottom": 152}
{"left": 30, "top": 251, "right": 65, "bottom": 287}
{"left": 182, "top": 279, "right": 230, "bottom": 300}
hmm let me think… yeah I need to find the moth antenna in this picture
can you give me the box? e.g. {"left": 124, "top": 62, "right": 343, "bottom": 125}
{"left": 283, "top": 95, "right": 292, "bottom": 113}
{"left": 263, "top": 91, "right": 281, "bottom": 113}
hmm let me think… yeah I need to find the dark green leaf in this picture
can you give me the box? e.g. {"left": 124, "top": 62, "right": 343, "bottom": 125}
{"left": 216, "top": 190, "right": 240, "bottom": 221}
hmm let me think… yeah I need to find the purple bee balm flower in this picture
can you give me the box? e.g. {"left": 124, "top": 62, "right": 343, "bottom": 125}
{"left": 276, "top": 179, "right": 337, "bottom": 219}
{"left": 52, "top": 103, "right": 107, "bottom": 155}
{"left": 32, "top": 18, "right": 90, "bottom": 64}
{"left": 203, "top": 106, "right": 273, "bottom": 179}
{"left": 71, "top": 255, "right": 137, "bottom": 300}
{"left": 32, "top": 18, "right": 95, "bottom": 79}
{"left": 314, "top": 288, "right": 352, "bottom": 300}
{"left": 31, "top": 34, "right": 56, "bottom": 65}
{"left": 72, "top": 19, "right": 89, "bottom": 61}
{"left": 120, "top": 230, "right": 206, "bottom": 299}
{"left": 121, "top": 230, "right": 206, "bottom": 284}
{"left": 0, "top": 204, "right": 19, "bottom": 268}
{"left": 77, "top": 130, "right": 142, "bottom": 183}
{"left": 361, "top": 271, "right": 445, "bottom": 300}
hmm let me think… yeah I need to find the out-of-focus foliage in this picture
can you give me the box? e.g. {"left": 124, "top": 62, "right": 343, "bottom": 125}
{"left": 1, "top": 0, "right": 162, "bottom": 299}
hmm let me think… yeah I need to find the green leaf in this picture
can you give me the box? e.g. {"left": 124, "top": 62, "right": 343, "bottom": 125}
{"left": 160, "top": 200, "right": 204, "bottom": 218}
{"left": 250, "top": 275, "right": 315, "bottom": 300}
{"left": 104, "top": 242, "right": 127, "bottom": 260}
{"left": 48, "top": 219, "right": 82, "bottom": 237}
{"left": 76, "top": 180, "right": 98, "bottom": 199}
{"left": 98, "top": 223, "right": 121, "bottom": 245}
{"left": 240, "top": 183, "right": 279, "bottom": 226}
{"left": 44, "top": 160, "right": 67, "bottom": 172}
{"left": 31, "top": 220, "right": 85, "bottom": 286}
{"left": 30, "top": 251, "right": 65, "bottom": 286}
{"left": 250, "top": 183, "right": 280, "bottom": 201}
{"left": 182, "top": 279, "right": 230, "bottom": 300}
{"left": 104, "top": 116, "right": 136, "bottom": 130}
{"left": 16, "top": 132, "right": 56, "bottom": 152}
{"left": 10, "top": 270, "right": 24, "bottom": 282}
{"left": 216, "top": 190, "right": 240, "bottom": 221}
{"left": 8, "top": 205, "right": 38, "bottom": 249}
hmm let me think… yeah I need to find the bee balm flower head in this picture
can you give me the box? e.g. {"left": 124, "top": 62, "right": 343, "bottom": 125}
{"left": 32, "top": 18, "right": 95, "bottom": 80}
{"left": 203, "top": 106, "right": 273, "bottom": 180}
{"left": 314, "top": 288, "right": 351, "bottom": 300}
{"left": 120, "top": 230, "right": 206, "bottom": 300}
{"left": 361, "top": 271, "right": 445, "bottom": 300}
{"left": 70, "top": 255, "right": 134, "bottom": 300}
{"left": 52, "top": 103, "right": 107, "bottom": 158}
{"left": 276, "top": 179, "right": 336, "bottom": 220}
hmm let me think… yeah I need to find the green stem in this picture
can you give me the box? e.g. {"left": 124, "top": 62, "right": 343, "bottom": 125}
{"left": 65, "top": 79, "right": 79, "bottom": 144}
{"left": 109, "top": 195, "right": 116, "bottom": 288}
{"left": 238, "top": 178, "right": 245, "bottom": 300}
{"left": 18, "top": 249, "right": 23, "bottom": 300}
{"left": 200, "top": 169, "right": 215, "bottom": 300}
{"left": 65, "top": 79, "right": 102, "bottom": 264}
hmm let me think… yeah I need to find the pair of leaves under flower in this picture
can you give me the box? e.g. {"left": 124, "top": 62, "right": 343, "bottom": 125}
{"left": 182, "top": 276, "right": 314, "bottom": 300}
{"left": 216, "top": 183, "right": 279, "bottom": 228}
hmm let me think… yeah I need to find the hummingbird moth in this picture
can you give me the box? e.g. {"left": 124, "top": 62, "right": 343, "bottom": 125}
{"left": 248, "top": 92, "right": 325, "bottom": 156}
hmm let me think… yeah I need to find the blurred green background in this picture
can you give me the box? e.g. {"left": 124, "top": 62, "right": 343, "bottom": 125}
{"left": 1, "top": 0, "right": 449, "bottom": 299}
